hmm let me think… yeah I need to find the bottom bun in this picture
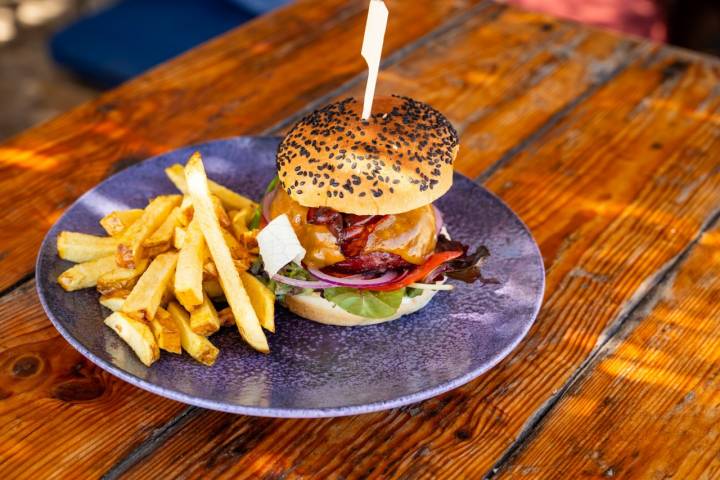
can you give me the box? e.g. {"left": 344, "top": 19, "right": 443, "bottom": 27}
{"left": 284, "top": 288, "right": 439, "bottom": 327}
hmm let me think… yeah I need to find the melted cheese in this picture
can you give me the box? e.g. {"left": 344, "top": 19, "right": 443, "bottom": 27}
{"left": 269, "top": 188, "right": 437, "bottom": 269}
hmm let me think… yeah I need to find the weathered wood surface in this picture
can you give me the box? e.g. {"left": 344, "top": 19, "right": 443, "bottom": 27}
{"left": 0, "top": 282, "right": 187, "bottom": 479}
{"left": 498, "top": 221, "right": 720, "bottom": 479}
{"left": 1, "top": 0, "right": 720, "bottom": 478}
{"left": 0, "top": 0, "right": 488, "bottom": 293}
{"left": 122, "top": 42, "right": 720, "bottom": 480}
{"left": 0, "top": 0, "right": 492, "bottom": 477}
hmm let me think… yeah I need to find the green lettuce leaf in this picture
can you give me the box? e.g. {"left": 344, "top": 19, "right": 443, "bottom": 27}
{"left": 405, "top": 287, "right": 424, "bottom": 298}
{"left": 323, "top": 287, "right": 405, "bottom": 319}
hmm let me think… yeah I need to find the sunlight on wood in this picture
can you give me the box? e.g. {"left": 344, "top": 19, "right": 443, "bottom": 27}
{"left": 0, "top": 147, "right": 58, "bottom": 170}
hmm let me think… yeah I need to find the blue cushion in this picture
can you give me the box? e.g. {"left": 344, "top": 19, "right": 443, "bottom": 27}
{"left": 223, "top": 0, "right": 289, "bottom": 15}
{"left": 50, "top": 0, "right": 263, "bottom": 87}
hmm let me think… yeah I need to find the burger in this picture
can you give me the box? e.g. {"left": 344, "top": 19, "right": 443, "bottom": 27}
{"left": 257, "top": 95, "right": 489, "bottom": 326}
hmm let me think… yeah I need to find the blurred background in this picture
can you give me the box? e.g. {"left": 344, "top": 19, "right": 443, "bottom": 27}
{"left": 1, "top": 0, "right": 718, "bottom": 141}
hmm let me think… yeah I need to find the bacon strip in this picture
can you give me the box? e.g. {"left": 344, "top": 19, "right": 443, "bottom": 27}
{"left": 322, "top": 252, "right": 413, "bottom": 274}
{"left": 306, "top": 207, "right": 388, "bottom": 257}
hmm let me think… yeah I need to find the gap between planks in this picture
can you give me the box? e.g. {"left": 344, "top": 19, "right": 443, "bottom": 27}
{"left": 481, "top": 195, "right": 720, "bottom": 480}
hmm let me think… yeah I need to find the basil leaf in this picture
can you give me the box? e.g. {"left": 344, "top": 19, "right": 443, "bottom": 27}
{"left": 405, "top": 287, "right": 424, "bottom": 298}
{"left": 323, "top": 287, "right": 405, "bottom": 319}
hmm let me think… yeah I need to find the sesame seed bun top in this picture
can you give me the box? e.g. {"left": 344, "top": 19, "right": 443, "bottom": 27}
{"left": 276, "top": 96, "right": 459, "bottom": 215}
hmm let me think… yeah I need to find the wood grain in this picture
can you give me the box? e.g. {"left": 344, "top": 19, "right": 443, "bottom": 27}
{"left": 123, "top": 34, "right": 720, "bottom": 480}
{"left": 309, "top": 7, "right": 638, "bottom": 180}
{"left": 0, "top": 0, "right": 489, "bottom": 292}
{"left": 0, "top": 281, "right": 187, "bottom": 478}
{"left": 0, "top": 1, "right": 497, "bottom": 477}
{"left": 499, "top": 221, "right": 720, "bottom": 479}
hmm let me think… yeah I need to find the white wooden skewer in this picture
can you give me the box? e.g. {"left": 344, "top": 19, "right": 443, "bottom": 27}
{"left": 361, "top": 0, "right": 388, "bottom": 120}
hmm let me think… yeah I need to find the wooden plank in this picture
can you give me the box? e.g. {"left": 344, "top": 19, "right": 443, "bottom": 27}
{"left": 279, "top": 7, "right": 638, "bottom": 180}
{"left": 498, "top": 221, "right": 720, "bottom": 479}
{"left": 0, "top": 0, "right": 489, "bottom": 292}
{"left": 123, "top": 46, "right": 720, "bottom": 478}
{"left": 0, "top": 1, "right": 497, "bottom": 478}
{"left": 0, "top": 281, "right": 187, "bottom": 478}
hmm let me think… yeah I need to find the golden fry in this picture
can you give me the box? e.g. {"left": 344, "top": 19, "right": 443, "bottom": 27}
{"left": 143, "top": 207, "right": 181, "bottom": 256}
{"left": 174, "top": 226, "right": 187, "bottom": 249}
{"left": 57, "top": 231, "right": 119, "bottom": 263}
{"left": 100, "top": 209, "right": 143, "bottom": 237}
{"left": 190, "top": 294, "right": 221, "bottom": 336}
{"left": 203, "top": 280, "right": 224, "bottom": 299}
{"left": 203, "top": 260, "right": 218, "bottom": 280}
{"left": 104, "top": 312, "right": 160, "bottom": 367}
{"left": 230, "top": 209, "right": 250, "bottom": 238}
{"left": 185, "top": 152, "right": 268, "bottom": 353}
{"left": 217, "top": 306, "right": 234, "bottom": 327}
{"left": 179, "top": 195, "right": 193, "bottom": 225}
{"left": 167, "top": 301, "right": 219, "bottom": 366}
{"left": 121, "top": 252, "right": 178, "bottom": 321}
{"left": 99, "top": 290, "right": 129, "bottom": 311}
{"left": 174, "top": 217, "right": 205, "bottom": 311}
{"left": 165, "top": 163, "right": 258, "bottom": 211}
{"left": 240, "top": 272, "right": 275, "bottom": 333}
{"left": 117, "top": 195, "right": 180, "bottom": 268}
{"left": 58, "top": 255, "right": 117, "bottom": 291}
{"left": 96, "top": 257, "right": 149, "bottom": 295}
{"left": 150, "top": 307, "right": 181, "bottom": 354}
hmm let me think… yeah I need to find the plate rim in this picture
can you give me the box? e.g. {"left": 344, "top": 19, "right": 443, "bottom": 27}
{"left": 35, "top": 135, "right": 545, "bottom": 418}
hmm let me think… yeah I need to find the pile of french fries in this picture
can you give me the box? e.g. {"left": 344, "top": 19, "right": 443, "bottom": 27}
{"left": 56, "top": 152, "right": 275, "bottom": 366}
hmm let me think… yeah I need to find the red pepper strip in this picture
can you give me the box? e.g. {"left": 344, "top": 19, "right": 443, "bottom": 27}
{"left": 370, "top": 250, "right": 463, "bottom": 291}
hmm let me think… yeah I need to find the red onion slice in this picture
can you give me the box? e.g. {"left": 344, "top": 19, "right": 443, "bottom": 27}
{"left": 432, "top": 205, "right": 444, "bottom": 235}
{"left": 261, "top": 187, "right": 277, "bottom": 222}
{"left": 308, "top": 267, "right": 402, "bottom": 288}
{"left": 272, "top": 274, "right": 335, "bottom": 289}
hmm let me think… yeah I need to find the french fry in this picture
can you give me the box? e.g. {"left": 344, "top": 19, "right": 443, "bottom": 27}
{"left": 117, "top": 195, "right": 181, "bottom": 268}
{"left": 230, "top": 209, "right": 250, "bottom": 238}
{"left": 175, "top": 217, "right": 205, "bottom": 311}
{"left": 190, "top": 294, "right": 220, "bottom": 336}
{"left": 203, "top": 280, "right": 224, "bottom": 299}
{"left": 99, "top": 290, "right": 129, "bottom": 311}
{"left": 121, "top": 252, "right": 178, "bottom": 321}
{"left": 143, "top": 207, "right": 181, "bottom": 256}
{"left": 174, "top": 226, "right": 187, "bottom": 249}
{"left": 150, "top": 307, "right": 181, "bottom": 354}
{"left": 210, "top": 195, "right": 231, "bottom": 229}
{"left": 58, "top": 255, "right": 117, "bottom": 291}
{"left": 203, "top": 260, "right": 218, "bottom": 280}
{"left": 222, "top": 229, "right": 244, "bottom": 258}
{"left": 185, "top": 153, "right": 268, "bottom": 353}
{"left": 104, "top": 311, "right": 160, "bottom": 367}
{"left": 96, "top": 258, "right": 149, "bottom": 295}
{"left": 100, "top": 209, "right": 143, "bottom": 237}
{"left": 240, "top": 272, "right": 275, "bottom": 333}
{"left": 218, "top": 306, "right": 234, "bottom": 327}
{"left": 167, "top": 301, "right": 219, "bottom": 366}
{"left": 179, "top": 195, "right": 193, "bottom": 225}
{"left": 57, "top": 231, "right": 119, "bottom": 263}
{"left": 165, "top": 163, "right": 258, "bottom": 211}
{"left": 240, "top": 229, "right": 259, "bottom": 253}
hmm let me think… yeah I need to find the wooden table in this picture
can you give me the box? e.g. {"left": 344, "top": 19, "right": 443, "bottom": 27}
{"left": 2, "top": 1, "right": 720, "bottom": 478}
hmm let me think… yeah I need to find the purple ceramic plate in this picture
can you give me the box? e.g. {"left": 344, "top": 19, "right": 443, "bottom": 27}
{"left": 36, "top": 136, "right": 544, "bottom": 417}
